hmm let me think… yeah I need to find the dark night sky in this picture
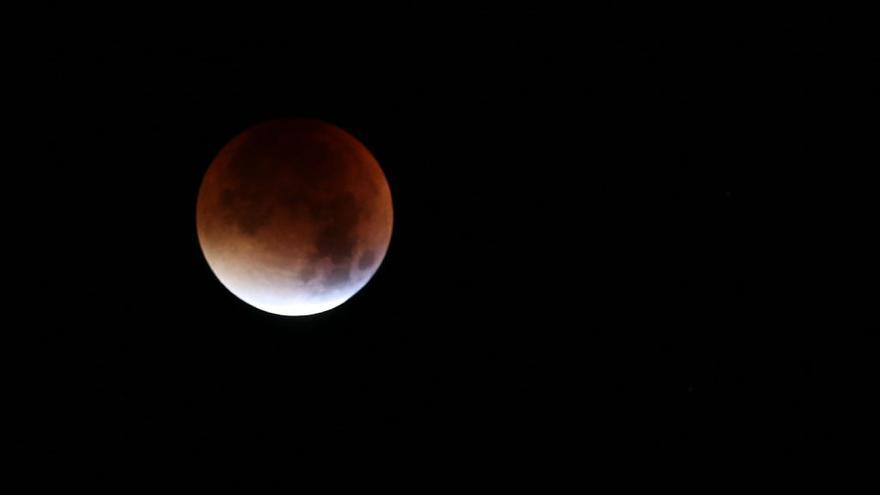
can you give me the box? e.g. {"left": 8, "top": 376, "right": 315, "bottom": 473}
{"left": 20, "top": 7, "right": 864, "bottom": 488}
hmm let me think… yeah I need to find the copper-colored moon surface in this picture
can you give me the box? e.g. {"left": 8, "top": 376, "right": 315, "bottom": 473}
{"left": 196, "top": 119, "right": 393, "bottom": 316}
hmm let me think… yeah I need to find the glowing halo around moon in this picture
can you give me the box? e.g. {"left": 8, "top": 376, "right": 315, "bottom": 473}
{"left": 196, "top": 118, "right": 393, "bottom": 316}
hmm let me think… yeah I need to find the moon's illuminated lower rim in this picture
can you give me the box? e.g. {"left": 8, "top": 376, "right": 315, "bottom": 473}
{"left": 220, "top": 284, "right": 365, "bottom": 317}
{"left": 203, "top": 247, "right": 383, "bottom": 316}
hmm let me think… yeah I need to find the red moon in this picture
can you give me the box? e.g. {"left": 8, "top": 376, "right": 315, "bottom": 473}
{"left": 196, "top": 119, "right": 393, "bottom": 316}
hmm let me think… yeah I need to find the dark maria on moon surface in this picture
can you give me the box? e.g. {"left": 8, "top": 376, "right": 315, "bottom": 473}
{"left": 196, "top": 118, "right": 394, "bottom": 316}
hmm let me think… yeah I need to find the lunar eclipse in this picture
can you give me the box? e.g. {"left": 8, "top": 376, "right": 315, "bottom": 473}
{"left": 196, "top": 118, "right": 393, "bottom": 316}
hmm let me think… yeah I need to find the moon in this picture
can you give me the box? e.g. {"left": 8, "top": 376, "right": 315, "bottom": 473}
{"left": 196, "top": 118, "right": 393, "bottom": 316}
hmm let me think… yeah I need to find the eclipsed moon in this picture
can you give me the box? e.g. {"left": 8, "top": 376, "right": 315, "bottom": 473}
{"left": 196, "top": 118, "right": 393, "bottom": 316}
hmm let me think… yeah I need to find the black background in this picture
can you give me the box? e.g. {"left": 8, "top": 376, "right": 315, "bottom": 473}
{"left": 22, "top": 7, "right": 863, "bottom": 488}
